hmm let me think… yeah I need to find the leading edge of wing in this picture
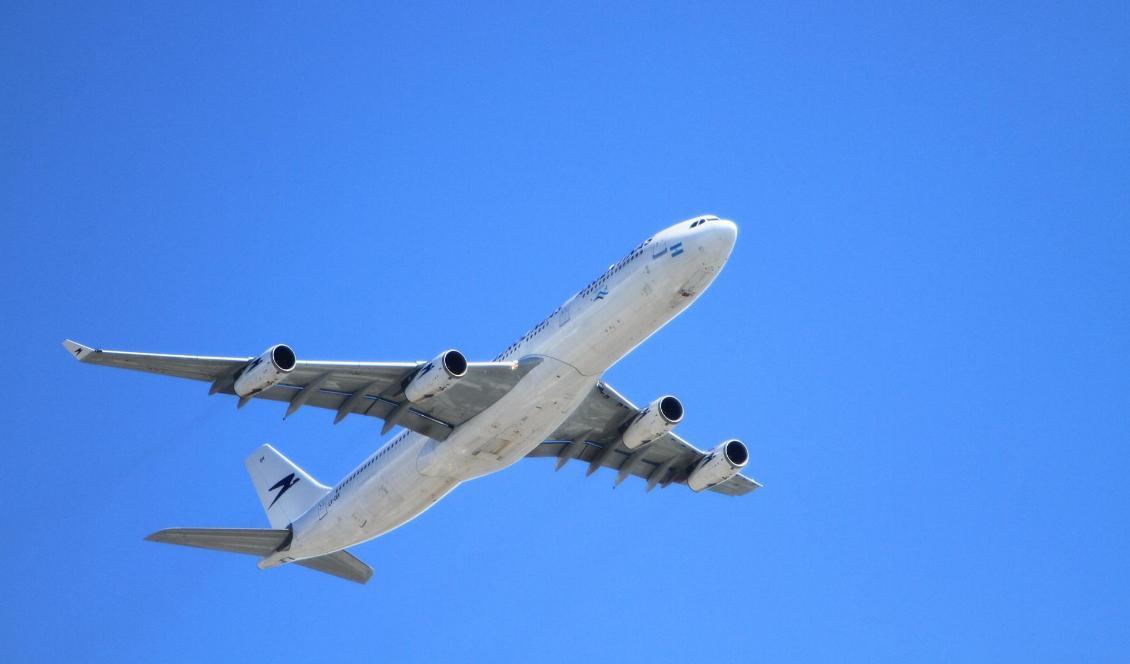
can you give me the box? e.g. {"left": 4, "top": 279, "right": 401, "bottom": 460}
{"left": 62, "top": 340, "right": 423, "bottom": 372}
{"left": 62, "top": 340, "right": 505, "bottom": 375}
{"left": 62, "top": 339, "right": 249, "bottom": 366}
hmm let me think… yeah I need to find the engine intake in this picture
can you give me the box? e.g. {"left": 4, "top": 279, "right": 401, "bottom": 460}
{"left": 234, "top": 344, "right": 296, "bottom": 397}
{"left": 404, "top": 349, "right": 468, "bottom": 402}
{"left": 687, "top": 439, "right": 748, "bottom": 492}
{"left": 621, "top": 395, "right": 684, "bottom": 450}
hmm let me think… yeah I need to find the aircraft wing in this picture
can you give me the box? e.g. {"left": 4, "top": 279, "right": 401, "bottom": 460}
{"left": 62, "top": 340, "right": 539, "bottom": 442}
{"left": 526, "top": 381, "right": 761, "bottom": 496}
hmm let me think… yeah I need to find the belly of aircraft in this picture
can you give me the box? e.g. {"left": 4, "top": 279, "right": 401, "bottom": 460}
{"left": 416, "top": 355, "right": 595, "bottom": 480}
{"left": 289, "top": 261, "right": 725, "bottom": 556}
{"left": 288, "top": 356, "right": 593, "bottom": 557}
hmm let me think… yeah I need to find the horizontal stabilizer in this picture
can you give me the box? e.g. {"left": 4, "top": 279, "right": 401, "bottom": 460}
{"left": 145, "top": 528, "right": 290, "bottom": 556}
{"left": 147, "top": 529, "right": 371, "bottom": 584}
{"left": 296, "top": 550, "right": 373, "bottom": 585}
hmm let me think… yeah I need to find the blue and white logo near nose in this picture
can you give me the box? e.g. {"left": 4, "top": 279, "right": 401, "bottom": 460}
{"left": 651, "top": 241, "right": 685, "bottom": 260}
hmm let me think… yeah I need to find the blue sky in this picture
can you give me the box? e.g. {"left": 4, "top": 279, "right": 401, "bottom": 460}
{"left": 2, "top": 2, "right": 1128, "bottom": 661}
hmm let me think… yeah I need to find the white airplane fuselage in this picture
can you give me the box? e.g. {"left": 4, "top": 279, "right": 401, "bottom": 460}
{"left": 263, "top": 217, "right": 738, "bottom": 567}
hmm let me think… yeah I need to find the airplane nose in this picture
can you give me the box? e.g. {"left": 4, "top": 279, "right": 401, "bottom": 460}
{"left": 701, "top": 219, "right": 738, "bottom": 258}
{"left": 715, "top": 219, "right": 737, "bottom": 245}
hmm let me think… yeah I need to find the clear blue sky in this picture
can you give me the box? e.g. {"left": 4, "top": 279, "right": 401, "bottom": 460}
{"left": 2, "top": 2, "right": 1128, "bottom": 661}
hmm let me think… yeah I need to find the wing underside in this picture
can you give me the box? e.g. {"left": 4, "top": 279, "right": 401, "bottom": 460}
{"left": 527, "top": 381, "right": 761, "bottom": 496}
{"left": 63, "top": 340, "right": 537, "bottom": 441}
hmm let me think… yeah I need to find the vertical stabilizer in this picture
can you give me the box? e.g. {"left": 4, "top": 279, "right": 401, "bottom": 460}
{"left": 245, "top": 444, "right": 330, "bottom": 529}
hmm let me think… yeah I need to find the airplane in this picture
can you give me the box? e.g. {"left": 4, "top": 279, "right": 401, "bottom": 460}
{"left": 63, "top": 215, "right": 760, "bottom": 584}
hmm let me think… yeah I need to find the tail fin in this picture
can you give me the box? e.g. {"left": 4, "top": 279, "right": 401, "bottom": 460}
{"left": 245, "top": 444, "right": 330, "bottom": 529}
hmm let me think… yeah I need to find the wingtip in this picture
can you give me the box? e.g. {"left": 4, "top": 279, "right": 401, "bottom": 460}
{"left": 356, "top": 568, "right": 374, "bottom": 585}
{"left": 735, "top": 479, "right": 763, "bottom": 496}
{"left": 62, "top": 339, "right": 95, "bottom": 361}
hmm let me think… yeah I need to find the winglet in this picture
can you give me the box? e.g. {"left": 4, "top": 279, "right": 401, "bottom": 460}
{"left": 62, "top": 339, "right": 96, "bottom": 361}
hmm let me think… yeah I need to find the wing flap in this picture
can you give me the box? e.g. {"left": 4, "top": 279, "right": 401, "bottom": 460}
{"left": 248, "top": 384, "right": 456, "bottom": 440}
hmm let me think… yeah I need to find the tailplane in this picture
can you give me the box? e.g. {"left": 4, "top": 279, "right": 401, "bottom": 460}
{"left": 294, "top": 550, "right": 373, "bottom": 584}
{"left": 146, "top": 528, "right": 372, "bottom": 584}
{"left": 244, "top": 443, "right": 329, "bottom": 529}
{"left": 144, "top": 444, "right": 371, "bottom": 585}
{"left": 146, "top": 527, "right": 290, "bottom": 556}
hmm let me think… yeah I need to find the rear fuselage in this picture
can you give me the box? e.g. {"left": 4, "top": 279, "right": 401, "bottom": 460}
{"left": 263, "top": 217, "right": 738, "bottom": 566}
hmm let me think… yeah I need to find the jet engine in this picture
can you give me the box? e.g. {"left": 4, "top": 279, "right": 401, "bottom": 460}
{"left": 621, "top": 395, "right": 684, "bottom": 449}
{"left": 686, "top": 439, "right": 749, "bottom": 492}
{"left": 404, "top": 350, "right": 468, "bottom": 402}
{"left": 234, "top": 344, "right": 297, "bottom": 397}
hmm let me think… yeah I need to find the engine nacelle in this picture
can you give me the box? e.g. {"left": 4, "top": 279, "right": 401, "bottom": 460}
{"left": 687, "top": 439, "right": 749, "bottom": 492}
{"left": 621, "top": 395, "right": 684, "bottom": 450}
{"left": 404, "top": 350, "right": 468, "bottom": 402}
{"left": 233, "top": 344, "right": 297, "bottom": 397}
